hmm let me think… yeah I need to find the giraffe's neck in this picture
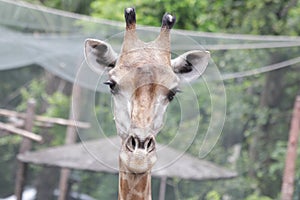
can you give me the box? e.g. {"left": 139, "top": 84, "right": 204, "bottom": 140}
{"left": 118, "top": 160, "right": 152, "bottom": 200}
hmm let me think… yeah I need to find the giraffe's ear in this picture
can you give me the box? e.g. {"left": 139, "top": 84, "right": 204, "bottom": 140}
{"left": 84, "top": 39, "right": 118, "bottom": 74}
{"left": 171, "top": 50, "right": 210, "bottom": 83}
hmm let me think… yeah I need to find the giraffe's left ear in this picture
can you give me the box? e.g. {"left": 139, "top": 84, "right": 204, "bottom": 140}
{"left": 171, "top": 50, "right": 210, "bottom": 83}
{"left": 84, "top": 38, "right": 118, "bottom": 74}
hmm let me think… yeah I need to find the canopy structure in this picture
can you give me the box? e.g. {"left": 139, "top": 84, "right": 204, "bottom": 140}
{"left": 18, "top": 137, "right": 237, "bottom": 180}
{"left": 1, "top": 0, "right": 300, "bottom": 93}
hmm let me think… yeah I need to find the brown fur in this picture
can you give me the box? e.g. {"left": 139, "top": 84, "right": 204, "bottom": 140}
{"left": 119, "top": 163, "right": 152, "bottom": 200}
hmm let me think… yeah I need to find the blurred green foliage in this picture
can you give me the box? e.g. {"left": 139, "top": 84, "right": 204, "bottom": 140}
{"left": 205, "top": 190, "right": 221, "bottom": 200}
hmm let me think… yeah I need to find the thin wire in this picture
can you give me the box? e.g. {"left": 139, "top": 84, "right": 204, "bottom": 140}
{"left": 0, "top": 0, "right": 124, "bottom": 27}
{"left": 2, "top": 0, "right": 300, "bottom": 42}
{"left": 204, "top": 41, "right": 300, "bottom": 50}
{"left": 222, "top": 56, "right": 300, "bottom": 80}
{"left": 179, "top": 29, "right": 300, "bottom": 42}
{"left": 172, "top": 42, "right": 300, "bottom": 50}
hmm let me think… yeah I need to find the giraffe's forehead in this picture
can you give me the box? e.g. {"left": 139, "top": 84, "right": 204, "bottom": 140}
{"left": 109, "top": 63, "right": 179, "bottom": 90}
{"left": 118, "top": 41, "right": 171, "bottom": 63}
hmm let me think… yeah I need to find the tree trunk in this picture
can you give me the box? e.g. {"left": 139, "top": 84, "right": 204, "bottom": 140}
{"left": 281, "top": 96, "right": 300, "bottom": 200}
{"left": 15, "top": 99, "right": 36, "bottom": 200}
{"left": 248, "top": 53, "right": 287, "bottom": 196}
{"left": 35, "top": 167, "right": 59, "bottom": 200}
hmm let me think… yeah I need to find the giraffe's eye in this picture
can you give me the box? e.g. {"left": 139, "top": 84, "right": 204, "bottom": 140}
{"left": 104, "top": 80, "right": 117, "bottom": 93}
{"left": 167, "top": 88, "right": 180, "bottom": 102}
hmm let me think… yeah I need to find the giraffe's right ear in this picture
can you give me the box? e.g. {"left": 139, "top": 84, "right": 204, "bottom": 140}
{"left": 84, "top": 39, "right": 118, "bottom": 74}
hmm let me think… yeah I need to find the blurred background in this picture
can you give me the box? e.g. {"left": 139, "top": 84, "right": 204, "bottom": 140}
{"left": 0, "top": 0, "right": 300, "bottom": 199}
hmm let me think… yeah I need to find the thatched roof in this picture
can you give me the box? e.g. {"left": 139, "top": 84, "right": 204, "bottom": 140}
{"left": 18, "top": 137, "right": 237, "bottom": 181}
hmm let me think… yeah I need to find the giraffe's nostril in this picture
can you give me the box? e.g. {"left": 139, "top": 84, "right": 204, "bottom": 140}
{"left": 131, "top": 137, "right": 136, "bottom": 148}
{"left": 147, "top": 139, "right": 152, "bottom": 149}
{"left": 126, "top": 136, "right": 137, "bottom": 152}
{"left": 145, "top": 137, "right": 155, "bottom": 153}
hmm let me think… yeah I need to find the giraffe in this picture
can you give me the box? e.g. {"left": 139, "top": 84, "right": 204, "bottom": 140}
{"left": 84, "top": 7, "right": 210, "bottom": 200}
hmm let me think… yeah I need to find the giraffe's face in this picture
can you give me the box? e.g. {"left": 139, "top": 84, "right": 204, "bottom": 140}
{"left": 109, "top": 49, "right": 179, "bottom": 139}
{"left": 111, "top": 51, "right": 179, "bottom": 173}
{"left": 84, "top": 8, "right": 210, "bottom": 173}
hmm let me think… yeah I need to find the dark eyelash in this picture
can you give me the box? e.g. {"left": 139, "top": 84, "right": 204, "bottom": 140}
{"left": 103, "top": 80, "right": 117, "bottom": 93}
{"left": 167, "top": 88, "right": 180, "bottom": 102}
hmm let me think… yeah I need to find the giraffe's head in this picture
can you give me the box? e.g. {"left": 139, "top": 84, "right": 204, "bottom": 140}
{"left": 84, "top": 8, "right": 210, "bottom": 173}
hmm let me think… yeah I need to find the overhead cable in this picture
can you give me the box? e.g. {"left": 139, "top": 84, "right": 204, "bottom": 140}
{"left": 222, "top": 56, "right": 300, "bottom": 80}
{"left": 2, "top": 0, "right": 300, "bottom": 42}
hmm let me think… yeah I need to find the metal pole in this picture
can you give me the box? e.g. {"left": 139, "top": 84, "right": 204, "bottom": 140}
{"left": 58, "top": 85, "right": 81, "bottom": 200}
{"left": 15, "top": 99, "right": 36, "bottom": 200}
{"left": 158, "top": 176, "right": 167, "bottom": 200}
{"left": 281, "top": 96, "right": 300, "bottom": 200}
